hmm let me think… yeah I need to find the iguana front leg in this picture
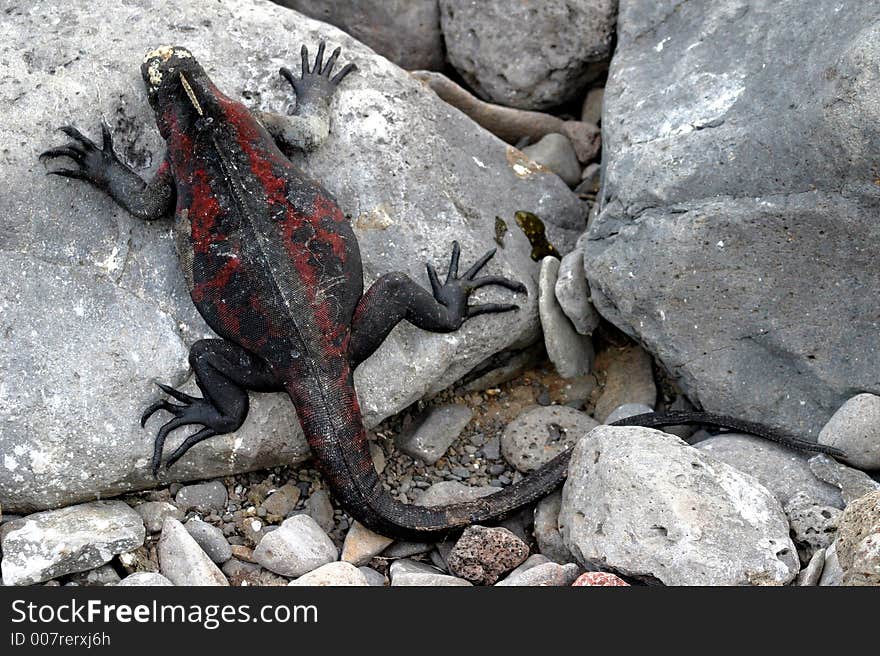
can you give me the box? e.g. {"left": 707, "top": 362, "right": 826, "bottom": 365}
{"left": 349, "top": 241, "right": 527, "bottom": 368}
{"left": 256, "top": 41, "right": 356, "bottom": 152}
{"left": 142, "top": 339, "right": 282, "bottom": 475}
{"left": 40, "top": 124, "right": 175, "bottom": 220}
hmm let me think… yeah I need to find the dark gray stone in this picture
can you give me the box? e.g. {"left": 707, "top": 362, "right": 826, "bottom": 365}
{"left": 175, "top": 481, "right": 228, "bottom": 514}
{"left": 439, "top": 0, "right": 616, "bottom": 109}
{"left": 184, "top": 518, "right": 233, "bottom": 564}
{"left": 305, "top": 490, "right": 335, "bottom": 533}
{"left": 584, "top": 0, "right": 880, "bottom": 439}
{"left": 521, "top": 134, "right": 582, "bottom": 187}
{"left": 1, "top": 0, "right": 584, "bottom": 513}
{"left": 395, "top": 404, "right": 473, "bottom": 465}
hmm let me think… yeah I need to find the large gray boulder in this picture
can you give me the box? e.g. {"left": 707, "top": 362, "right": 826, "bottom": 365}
{"left": 439, "top": 0, "right": 616, "bottom": 110}
{"left": 0, "top": 0, "right": 584, "bottom": 512}
{"left": 583, "top": 0, "right": 880, "bottom": 438}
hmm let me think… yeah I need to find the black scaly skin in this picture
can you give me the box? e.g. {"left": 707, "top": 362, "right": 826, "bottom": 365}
{"left": 41, "top": 44, "right": 844, "bottom": 541}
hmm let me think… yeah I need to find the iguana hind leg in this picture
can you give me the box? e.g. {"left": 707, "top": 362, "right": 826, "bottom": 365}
{"left": 142, "top": 339, "right": 281, "bottom": 475}
{"left": 348, "top": 241, "right": 527, "bottom": 368}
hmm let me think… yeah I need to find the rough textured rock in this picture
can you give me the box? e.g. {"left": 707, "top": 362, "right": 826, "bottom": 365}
{"left": 559, "top": 426, "right": 800, "bottom": 585}
{"left": 572, "top": 572, "right": 629, "bottom": 586}
{"left": 584, "top": 0, "right": 880, "bottom": 439}
{"left": 389, "top": 558, "right": 472, "bottom": 586}
{"left": 809, "top": 455, "right": 880, "bottom": 505}
{"left": 539, "top": 257, "right": 595, "bottom": 379}
{"left": 783, "top": 492, "right": 841, "bottom": 565}
{"left": 117, "top": 572, "right": 174, "bottom": 586}
{"left": 555, "top": 248, "right": 601, "bottom": 336}
{"left": 0, "top": 501, "right": 145, "bottom": 586}
{"left": 0, "top": 0, "right": 584, "bottom": 513}
{"left": 288, "top": 561, "right": 369, "bottom": 586}
{"left": 696, "top": 434, "right": 843, "bottom": 508}
{"left": 135, "top": 501, "right": 184, "bottom": 534}
{"left": 439, "top": 0, "right": 616, "bottom": 109}
{"left": 185, "top": 518, "right": 233, "bottom": 564}
{"left": 253, "top": 515, "right": 337, "bottom": 578}
{"left": 341, "top": 521, "right": 394, "bottom": 566}
{"left": 175, "top": 481, "right": 228, "bottom": 514}
{"left": 834, "top": 491, "right": 880, "bottom": 586}
{"left": 446, "top": 525, "right": 529, "bottom": 585}
{"left": 158, "top": 518, "right": 228, "bottom": 586}
{"left": 818, "top": 394, "right": 880, "bottom": 470}
{"left": 592, "top": 346, "right": 656, "bottom": 422}
{"left": 273, "top": 0, "right": 444, "bottom": 70}
{"left": 522, "top": 134, "right": 582, "bottom": 187}
{"left": 533, "top": 491, "right": 576, "bottom": 564}
{"left": 395, "top": 404, "right": 473, "bottom": 465}
{"left": 501, "top": 405, "right": 598, "bottom": 473}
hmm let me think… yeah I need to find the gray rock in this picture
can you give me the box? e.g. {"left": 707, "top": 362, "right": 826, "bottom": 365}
{"left": 305, "top": 490, "right": 335, "bottom": 533}
{"left": 539, "top": 257, "right": 595, "bottom": 378}
{"left": 359, "top": 566, "right": 387, "bottom": 586}
{"left": 135, "top": 501, "right": 184, "bottom": 534}
{"left": 158, "top": 518, "right": 228, "bottom": 586}
{"left": 116, "top": 572, "right": 174, "bottom": 586}
{"left": 253, "top": 515, "right": 338, "bottom": 578}
{"left": 389, "top": 558, "right": 472, "bottom": 586}
{"left": 783, "top": 492, "right": 841, "bottom": 565}
{"left": 0, "top": 501, "right": 145, "bottom": 586}
{"left": 1, "top": 0, "right": 584, "bottom": 513}
{"left": 819, "top": 541, "right": 844, "bottom": 586}
{"left": 809, "top": 455, "right": 880, "bottom": 505}
{"left": 68, "top": 564, "right": 121, "bottom": 587}
{"left": 413, "top": 481, "right": 497, "bottom": 507}
{"left": 261, "top": 483, "right": 302, "bottom": 519}
{"left": 175, "top": 481, "right": 228, "bottom": 514}
{"left": 848, "top": 532, "right": 880, "bottom": 586}
{"left": 695, "top": 434, "right": 843, "bottom": 508}
{"left": 495, "top": 553, "right": 580, "bottom": 586}
{"left": 555, "top": 248, "right": 601, "bottom": 336}
{"left": 581, "top": 87, "right": 605, "bottom": 125}
{"left": 559, "top": 426, "right": 800, "bottom": 585}
{"left": 439, "top": 0, "right": 616, "bottom": 109}
{"left": 184, "top": 518, "right": 233, "bottom": 564}
{"left": 380, "top": 541, "right": 433, "bottom": 559}
{"left": 818, "top": 394, "right": 880, "bottom": 470}
{"left": 796, "top": 548, "right": 825, "bottom": 587}
{"left": 501, "top": 405, "right": 598, "bottom": 473}
{"left": 533, "top": 491, "right": 576, "bottom": 564}
{"left": 273, "top": 0, "right": 444, "bottom": 70}
{"left": 584, "top": 0, "right": 880, "bottom": 440}
{"left": 522, "top": 134, "right": 582, "bottom": 187}
{"left": 395, "top": 405, "right": 473, "bottom": 465}
{"left": 604, "top": 403, "right": 654, "bottom": 425}
{"left": 834, "top": 491, "right": 880, "bottom": 586}
{"left": 341, "top": 521, "right": 394, "bottom": 566}
{"left": 592, "top": 346, "right": 656, "bottom": 422}
{"left": 446, "top": 525, "right": 529, "bottom": 585}
{"left": 288, "top": 561, "right": 368, "bottom": 586}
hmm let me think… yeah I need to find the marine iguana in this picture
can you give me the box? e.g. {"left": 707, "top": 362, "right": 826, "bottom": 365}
{"left": 41, "top": 43, "right": 842, "bottom": 540}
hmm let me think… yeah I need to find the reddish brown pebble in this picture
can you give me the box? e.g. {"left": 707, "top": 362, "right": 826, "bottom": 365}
{"left": 572, "top": 572, "right": 629, "bottom": 586}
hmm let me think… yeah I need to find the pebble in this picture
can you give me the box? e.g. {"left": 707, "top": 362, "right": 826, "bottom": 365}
{"left": 521, "top": 133, "right": 582, "bottom": 187}
{"left": 395, "top": 404, "right": 473, "bottom": 464}
{"left": 370, "top": 442, "right": 386, "bottom": 474}
{"left": 341, "top": 521, "right": 394, "bottom": 566}
{"left": 261, "top": 482, "right": 301, "bottom": 518}
{"left": 482, "top": 436, "right": 501, "bottom": 461}
{"left": 414, "top": 481, "right": 497, "bottom": 507}
{"left": 796, "top": 549, "right": 826, "bottom": 586}
{"left": 305, "top": 490, "right": 335, "bottom": 533}
{"left": 539, "top": 257, "right": 595, "bottom": 378}
{"left": 533, "top": 491, "right": 576, "bottom": 564}
{"left": 572, "top": 572, "right": 629, "bottom": 586}
{"left": 380, "top": 541, "right": 433, "bottom": 559}
{"left": 554, "top": 248, "right": 601, "bottom": 336}
{"left": 783, "top": 492, "right": 841, "bottom": 564}
{"left": 253, "top": 515, "right": 338, "bottom": 578}
{"left": 501, "top": 405, "right": 598, "bottom": 473}
{"left": 68, "top": 564, "right": 121, "bottom": 587}
{"left": 496, "top": 555, "right": 580, "bottom": 586}
{"left": 185, "top": 518, "right": 233, "bottom": 564}
{"left": 808, "top": 454, "right": 880, "bottom": 505}
{"left": 446, "top": 525, "right": 529, "bottom": 585}
{"left": 288, "top": 562, "right": 369, "bottom": 586}
{"left": 818, "top": 393, "right": 880, "bottom": 469}
{"left": 819, "top": 541, "right": 844, "bottom": 586}
{"left": 158, "top": 518, "right": 228, "bottom": 586}
{"left": 0, "top": 501, "right": 145, "bottom": 586}
{"left": 604, "top": 403, "right": 654, "bottom": 425}
{"left": 175, "top": 481, "right": 228, "bottom": 514}
{"left": 117, "top": 572, "right": 174, "bottom": 586}
{"left": 135, "top": 501, "right": 185, "bottom": 534}
{"left": 592, "top": 345, "right": 657, "bottom": 422}
{"left": 389, "top": 559, "right": 472, "bottom": 587}
{"left": 359, "top": 566, "right": 387, "bottom": 587}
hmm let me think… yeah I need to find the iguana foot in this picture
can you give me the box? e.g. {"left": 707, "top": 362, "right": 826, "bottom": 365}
{"left": 40, "top": 123, "right": 127, "bottom": 189}
{"left": 280, "top": 41, "right": 356, "bottom": 105}
{"left": 427, "top": 241, "right": 527, "bottom": 323}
